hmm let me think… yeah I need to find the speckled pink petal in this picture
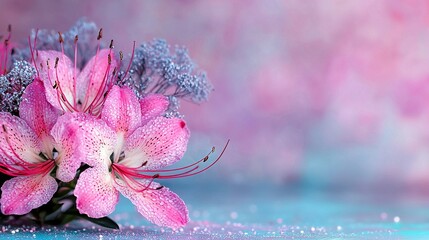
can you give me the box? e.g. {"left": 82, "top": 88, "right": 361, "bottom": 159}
{"left": 51, "top": 113, "right": 115, "bottom": 181}
{"left": 140, "top": 94, "right": 169, "bottom": 125}
{"left": 115, "top": 179, "right": 188, "bottom": 229}
{"left": 0, "top": 112, "right": 41, "bottom": 165}
{"left": 77, "top": 49, "right": 118, "bottom": 110}
{"left": 19, "top": 79, "right": 60, "bottom": 153}
{"left": 75, "top": 167, "right": 119, "bottom": 218}
{"left": 50, "top": 113, "right": 81, "bottom": 182}
{"left": 0, "top": 174, "right": 57, "bottom": 215}
{"left": 124, "top": 117, "right": 190, "bottom": 169}
{"left": 101, "top": 86, "right": 141, "bottom": 136}
{"left": 36, "top": 50, "right": 77, "bottom": 111}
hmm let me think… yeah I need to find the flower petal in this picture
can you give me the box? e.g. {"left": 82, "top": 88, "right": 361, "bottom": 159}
{"left": 75, "top": 167, "right": 119, "bottom": 218}
{"left": 140, "top": 94, "right": 169, "bottom": 125}
{"left": 101, "top": 86, "right": 141, "bottom": 136}
{"left": 77, "top": 49, "right": 118, "bottom": 112}
{"left": 36, "top": 50, "right": 77, "bottom": 111}
{"left": 116, "top": 180, "right": 188, "bottom": 229}
{"left": 19, "top": 79, "right": 60, "bottom": 153}
{"left": 0, "top": 174, "right": 57, "bottom": 215}
{"left": 50, "top": 113, "right": 81, "bottom": 182}
{"left": 51, "top": 113, "right": 115, "bottom": 181}
{"left": 124, "top": 117, "right": 190, "bottom": 169}
{"left": 0, "top": 112, "right": 41, "bottom": 165}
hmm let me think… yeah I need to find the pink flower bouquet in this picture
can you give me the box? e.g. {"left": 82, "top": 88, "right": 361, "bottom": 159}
{"left": 0, "top": 20, "right": 227, "bottom": 229}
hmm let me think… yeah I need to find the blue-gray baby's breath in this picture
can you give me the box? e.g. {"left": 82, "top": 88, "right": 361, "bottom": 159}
{"left": 118, "top": 39, "right": 212, "bottom": 112}
{"left": 0, "top": 61, "right": 36, "bottom": 114}
{"left": 13, "top": 19, "right": 102, "bottom": 69}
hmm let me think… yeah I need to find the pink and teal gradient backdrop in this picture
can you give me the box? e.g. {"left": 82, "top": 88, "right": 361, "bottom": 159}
{"left": 2, "top": 0, "right": 429, "bottom": 190}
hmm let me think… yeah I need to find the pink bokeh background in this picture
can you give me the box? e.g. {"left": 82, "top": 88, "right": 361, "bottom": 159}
{"left": 2, "top": 0, "right": 429, "bottom": 190}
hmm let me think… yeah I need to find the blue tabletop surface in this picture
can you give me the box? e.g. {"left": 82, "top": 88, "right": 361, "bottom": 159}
{"left": 0, "top": 182, "right": 428, "bottom": 239}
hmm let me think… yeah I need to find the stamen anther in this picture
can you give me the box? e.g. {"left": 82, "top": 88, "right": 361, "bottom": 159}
{"left": 54, "top": 57, "right": 59, "bottom": 68}
{"left": 58, "top": 32, "right": 63, "bottom": 43}
{"left": 97, "top": 28, "right": 103, "bottom": 40}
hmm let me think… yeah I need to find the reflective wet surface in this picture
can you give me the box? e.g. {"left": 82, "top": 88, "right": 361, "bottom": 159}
{"left": 1, "top": 183, "right": 428, "bottom": 239}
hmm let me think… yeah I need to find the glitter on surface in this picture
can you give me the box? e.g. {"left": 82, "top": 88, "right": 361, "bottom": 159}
{"left": 0, "top": 184, "right": 428, "bottom": 239}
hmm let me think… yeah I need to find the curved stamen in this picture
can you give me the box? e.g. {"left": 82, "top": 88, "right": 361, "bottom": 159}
{"left": 139, "top": 145, "right": 215, "bottom": 173}
{"left": 110, "top": 140, "right": 229, "bottom": 192}
{"left": 54, "top": 57, "right": 78, "bottom": 112}
{"left": 0, "top": 159, "right": 54, "bottom": 177}
{"left": 112, "top": 164, "right": 158, "bottom": 191}
{"left": 1, "top": 25, "right": 11, "bottom": 75}
{"left": 28, "top": 29, "right": 40, "bottom": 77}
{"left": 1, "top": 125, "right": 35, "bottom": 168}
{"left": 73, "top": 35, "right": 78, "bottom": 107}
{"left": 46, "top": 61, "right": 66, "bottom": 112}
{"left": 120, "top": 41, "right": 136, "bottom": 81}
{"left": 151, "top": 140, "right": 228, "bottom": 179}
{"left": 0, "top": 146, "right": 30, "bottom": 170}
{"left": 81, "top": 31, "right": 102, "bottom": 110}
{"left": 84, "top": 44, "right": 114, "bottom": 114}
{"left": 55, "top": 81, "right": 78, "bottom": 112}
{"left": 84, "top": 64, "right": 110, "bottom": 114}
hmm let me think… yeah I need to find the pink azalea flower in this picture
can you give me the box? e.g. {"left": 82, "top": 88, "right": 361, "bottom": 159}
{"left": 34, "top": 48, "right": 118, "bottom": 116}
{"left": 0, "top": 79, "right": 79, "bottom": 215}
{"left": 54, "top": 86, "right": 193, "bottom": 228}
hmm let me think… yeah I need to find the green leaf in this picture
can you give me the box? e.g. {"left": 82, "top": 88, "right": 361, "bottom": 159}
{"left": 60, "top": 214, "right": 77, "bottom": 225}
{"left": 54, "top": 187, "right": 72, "bottom": 197}
{"left": 52, "top": 194, "right": 75, "bottom": 203}
{"left": 77, "top": 215, "right": 120, "bottom": 229}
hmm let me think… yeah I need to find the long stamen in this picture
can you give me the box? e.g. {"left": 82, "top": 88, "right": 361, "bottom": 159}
{"left": 54, "top": 57, "right": 78, "bottom": 112}
{"left": 140, "top": 146, "right": 215, "bottom": 173}
{"left": 0, "top": 163, "right": 22, "bottom": 176}
{"left": 1, "top": 125, "right": 32, "bottom": 168}
{"left": 89, "top": 67, "right": 116, "bottom": 115}
{"left": 155, "top": 140, "right": 229, "bottom": 179}
{"left": 73, "top": 35, "right": 78, "bottom": 106}
{"left": 58, "top": 31, "right": 65, "bottom": 57}
{"left": 112, "top": 140, "right": 229, "bottom": 191}
{"left": 1, "top": 39, "right": 7, "bottom": 75}
{"left": 0, "top": 125, "right": 56, "bottom": 177}
{"left": 81, "top": 29, "right": 102, "bottom": 110}
{"left": 2, "top": 25, "right": 11, "bottom": 75}
{"left": 46, "top": 60, "right": 66, "bottom": 112}
{"left": 30, "top": 29, "right": 40, "bottom": 77}
{"left": 112, "top": 164, "right": 159, "bottom": 191}
{"left": 0, "top": 159, "right": 55, "bottom": 177}
{"left": 84, "top": 47, "right": 113, "bottom": 114}
{"left": 0, "top": 146, "right": 29, "bottom": 169}
{"left": 120, "top": 41, "right": 135, "bottom": 81}
{"left": 0, "top": 37, "right": 3, "bottom": 74}
{"left": 28, "top": 35, "right": 40, "bottom": 77}
{"left": 56, "top": 33, "right": 77, "bottom": 109}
